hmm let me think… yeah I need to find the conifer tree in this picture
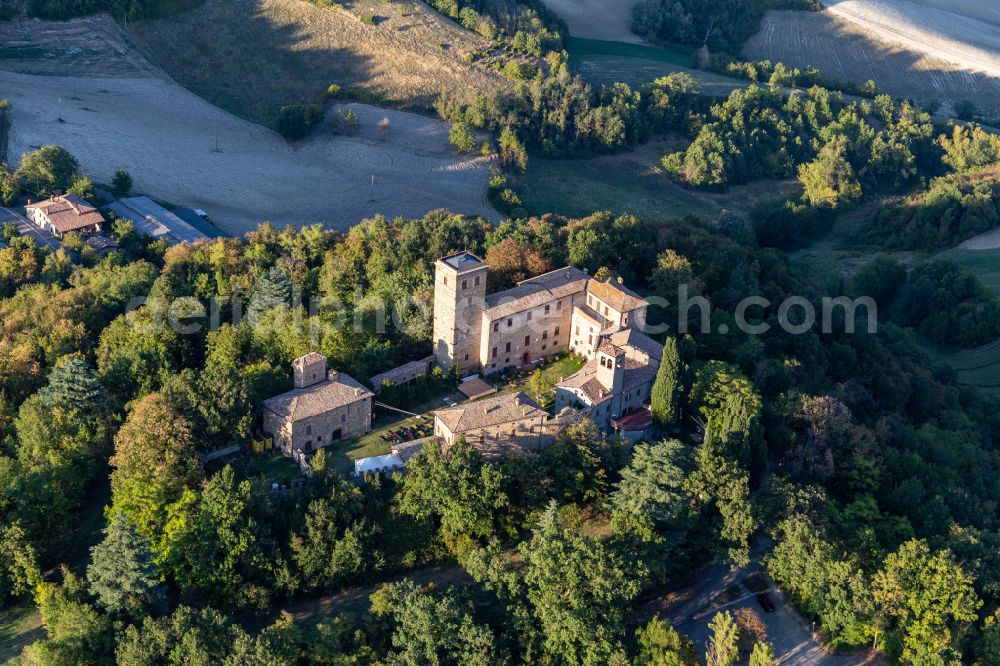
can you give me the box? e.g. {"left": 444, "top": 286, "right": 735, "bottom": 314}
{"left": 650, "top": 336, "right": 681, "bottom": 430}
{"left": 87, "top": 512, "right": 161, "bottom": 615}
{"left": 246, "top": 266, "right": 291, "bottom": 329}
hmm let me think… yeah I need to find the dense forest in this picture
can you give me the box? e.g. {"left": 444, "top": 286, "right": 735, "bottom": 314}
{"left": 2, "top": 136, "right": 1000, "bottom": 661}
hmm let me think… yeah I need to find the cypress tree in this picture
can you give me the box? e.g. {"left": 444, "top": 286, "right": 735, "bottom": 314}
{"left": 650, "top": 336, "right": 680, "bottom": 430}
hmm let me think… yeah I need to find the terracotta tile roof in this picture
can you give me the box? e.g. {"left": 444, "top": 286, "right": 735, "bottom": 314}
{"left": 84, "top": 235, "right": 118, "bottom": 252}
{"left": 612, "top": 408, "right": 652, "bottom": 432}
{"left": 555, "top": 360, "right": 613, "bottom": 404}
{"left": 607, "top": 329, "right": 663, "bottom": 362}
{"left": 587, "top": 277, "right": 647, "bottom": 313}
{"left": 556, "top": 352, "right": 659, "bottom": 406}
{"left": 597, "top": 341, "right": 625, "bottom": 356}
{"left": 623, "top": 357, "right": 658, "bottom": 391}
{"left": 27, "top": 195, "right": 103, "bottom": 234}
{"left": 483, "top": 267, "right": 588, "bottom": 320}
{"left": 433, "top": 391, "right": 547, "bottom": 432}
{"left": 263, "top": 371, "right": 373, "bottom": 422}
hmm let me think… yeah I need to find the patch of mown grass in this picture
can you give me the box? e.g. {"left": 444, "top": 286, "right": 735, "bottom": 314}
{"left": 566, "top": 36, "right": 746, "bottom": 94}
{"left": 0, "top": 604, "right": 43, "bottom": 665}
{"left": 518, "top": 140, "right": 799, "bottom": 222}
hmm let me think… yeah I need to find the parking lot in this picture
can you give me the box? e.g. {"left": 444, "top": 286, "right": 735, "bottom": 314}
{"left": 0, "top": 206, "right": 60, "bottom": 249}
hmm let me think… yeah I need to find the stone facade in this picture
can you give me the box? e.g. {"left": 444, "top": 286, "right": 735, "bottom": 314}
{"left": 433, "top": 251, "right": 650, "bottom": 375}
{"left": 554, "top": 329, "right": 663, "bottom": 431}
{"left": 262, "top": 353, "right": 374, "bottom": 456}
{"left": 433, "top": 391, "right": 551, "bottom": 458}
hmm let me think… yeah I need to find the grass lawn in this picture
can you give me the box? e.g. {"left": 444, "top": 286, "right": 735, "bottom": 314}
{"left": 323, "top": 386, "right": 467, "bottom": 475}
{"left": 494, "top": 354, "right": 586, "bottom": 408}
{"left": 518, "top": 140, "right": 799, "bottom": 222}
{"left": 322, "top": 356, "right": 586, "bottom": 474}
{"left": 0, "top": 604, "right": 42, "bottom": 665}
{"left": 567, "top": 37, "right": 747, "bottom": 94}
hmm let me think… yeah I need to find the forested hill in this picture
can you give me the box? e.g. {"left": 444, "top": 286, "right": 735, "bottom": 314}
{"left": 0, "top": 200, "right": 998, "bottom": 662}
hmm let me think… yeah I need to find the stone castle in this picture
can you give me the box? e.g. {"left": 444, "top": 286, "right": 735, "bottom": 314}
{"left": 432, "top": 251, "right": 663, "bottom": 439}
{"left": 432, "top": 251, "right": 651, "bottom": 373}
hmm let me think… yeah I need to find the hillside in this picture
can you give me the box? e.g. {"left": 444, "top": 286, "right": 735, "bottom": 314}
{"left": 744, "top": 1, "right": 1000, "bottom": 119}
{"left": 128, "top": 0, "right": 508, "bottom": 125}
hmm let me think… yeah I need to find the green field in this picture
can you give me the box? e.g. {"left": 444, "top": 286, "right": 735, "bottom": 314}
{"left": 567, "top": 37, "right": 747, "bottom": 94}
{"left": 938, "top": 247, "right": 1000, "bottom": 297}
{"left": 924, "top": 339, "right": 1000, "bottom": 394}
{"left": 518, "top": 139, "right": 800, "bottom": 222}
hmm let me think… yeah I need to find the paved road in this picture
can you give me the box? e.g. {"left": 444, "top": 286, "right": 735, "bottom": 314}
{"left": 0, "top": 206, "right": 60, "bottom": 249}
{"left": 659, "top": 556, "right": 874, "bottom": 666}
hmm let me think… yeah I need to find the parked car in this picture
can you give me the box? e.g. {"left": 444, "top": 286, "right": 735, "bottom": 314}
{"left": 756, "top": 593, "right": 776, "bottom": 613}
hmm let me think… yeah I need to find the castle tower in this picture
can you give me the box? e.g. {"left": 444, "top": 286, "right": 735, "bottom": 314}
{"left": 293, "top": 352, "right": 328, "bottom": 389}
{"left": 596, "top": 343, "right": 625, "bottom": 396}
{"left": 433, "top": 252, "right": 489, "bottom": 372}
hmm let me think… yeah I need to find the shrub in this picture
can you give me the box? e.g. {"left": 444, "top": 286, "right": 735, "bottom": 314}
{"left": 277, "top": 103, "right": 325, "bottom": 141}
{"left": 449, "top": 123, "right": 476, "bottom": 153}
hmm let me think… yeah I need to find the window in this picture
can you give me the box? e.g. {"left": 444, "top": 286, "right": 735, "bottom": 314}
{"left": 524, "top": 335, "right": 530, "bottom": 346}
{"left": 492, "top": 347, "right": 498, "bottom": 358}
{"left": 603, "top": 305, "right": 609, "bottom": 316}
{"left": 462, "top": 279, "right": 467, "bottom": 289}
{"left": 474, "top": 276, "right": 480, "bottom": 286}
{"left": 490, "top": 363, "right": 496, "bottom": 369}
{"left": 464, "top": 353, "right": 469, "bottom": 361}
{"left": 575, "top": 326, "right": 580, "bottom": 335}
{"left": 505, "top": 342, "right": 511, "bottom": 352}
{"left": 554, "top": 326, "right": 560, "bottom": 336}
{"left": 507, "top": 318, "right": 512, "bottom": 327}
{"left": 340, "top": 414, "right": 347, "bottom": 423}
{"left": 588, "top": 334, "right": 593, "bottom": 345}
{"left": 493, "top": 322, "right": 499, "bottom": 332}
{"left": 542, "top": 344, "right": 547, "bottom": 350}
{"left": 443, "top": 275, "right": 448, "bottom": 286}
{"left": 557, "top": 300, "right": 562, "bottom": 310}
{"left": 623, "top": 313, "right": 629, "bottom": 326}
{"left": 306, "top": 425, "right": 312, "bottom": 435}
{"left": 505, "top": 358, "right": 510, "bottom": 364}
{"left": 544, "top": 304, "right": 550, "bottom": 314}
{"left": 542, "top": 330, "right": 548, "bottom": 340}
{"left": 527, "top": 311, "right": 532, "bottom": 321}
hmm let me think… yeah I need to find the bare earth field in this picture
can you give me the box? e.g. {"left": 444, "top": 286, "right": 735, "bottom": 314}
{"left": 825, "top": 0, "right": 1000, "bottom": 77}
{"left": 744, "top": 5, "right": 1000, "bottom": 118}
{"left": 1, "top": 68, "right": 495, "bottom": 234}
{"left": 129, "top": 0, "right": 507, "bottom": 124}
{"left": 540, "top": 0, "right": 640, "bottom": 43}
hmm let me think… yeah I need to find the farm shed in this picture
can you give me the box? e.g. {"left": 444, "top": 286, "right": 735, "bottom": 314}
{"left": 106, "top": 196, "right": 209, "bottom": 246}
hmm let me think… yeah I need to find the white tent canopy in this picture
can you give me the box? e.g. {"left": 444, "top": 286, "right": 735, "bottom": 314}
{"left": 354, "top": 453, "right": 404, "bottom": 477}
